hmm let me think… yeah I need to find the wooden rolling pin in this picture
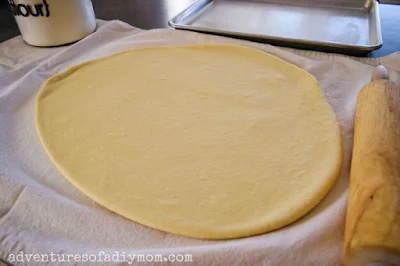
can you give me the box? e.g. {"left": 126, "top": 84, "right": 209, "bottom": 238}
{"left": 344, "top": 66, "right": 400, "bottom": 266}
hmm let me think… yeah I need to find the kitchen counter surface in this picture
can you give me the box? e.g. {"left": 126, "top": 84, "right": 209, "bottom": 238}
{"left": 0, "top": 0, "right": 399, "bottom": 57}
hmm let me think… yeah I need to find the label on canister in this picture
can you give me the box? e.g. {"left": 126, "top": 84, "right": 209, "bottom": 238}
{"left": 6, "top": 0, "right": 96, "bottom": 47}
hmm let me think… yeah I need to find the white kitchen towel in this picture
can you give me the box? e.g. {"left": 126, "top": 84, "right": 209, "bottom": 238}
{"left": 0, "top": 20, "right": 399, "bottom": 266}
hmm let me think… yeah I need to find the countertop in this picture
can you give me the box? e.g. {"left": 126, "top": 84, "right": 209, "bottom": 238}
{"left": 0, "top": 0, "right": 399, "bottom": 57}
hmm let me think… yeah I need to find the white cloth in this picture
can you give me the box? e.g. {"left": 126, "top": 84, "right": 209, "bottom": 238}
{"left": 0, "top": 20, "right": 399, "bottom": 266}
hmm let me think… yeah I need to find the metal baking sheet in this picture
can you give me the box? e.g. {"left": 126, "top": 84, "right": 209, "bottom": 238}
{"left": 169, "top": 0, "right": 383, "bottom": 54}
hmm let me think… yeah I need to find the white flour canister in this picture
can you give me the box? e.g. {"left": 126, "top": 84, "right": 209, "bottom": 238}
{"left": 7, "top": 0, "right": 96, "bottom": 46}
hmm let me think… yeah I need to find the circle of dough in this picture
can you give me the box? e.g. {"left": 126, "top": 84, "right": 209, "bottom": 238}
{"left": 36, "top": 45, "right": 342, "bottom": 239}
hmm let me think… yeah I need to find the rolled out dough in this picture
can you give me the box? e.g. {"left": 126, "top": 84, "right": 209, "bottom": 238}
{"left": 36, "top": 45, "right": 342, "bottom": 239}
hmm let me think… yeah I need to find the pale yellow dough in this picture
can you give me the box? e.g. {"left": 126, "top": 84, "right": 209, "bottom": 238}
{"left": 36, "top": 45, "right": 342, "bottom": 239}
